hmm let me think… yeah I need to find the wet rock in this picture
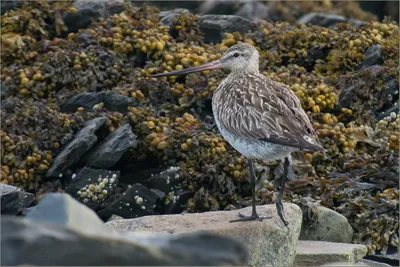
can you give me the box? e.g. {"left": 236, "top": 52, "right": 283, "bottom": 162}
{"left": 64, "top": 167, "right": 119, "bottom": 210}
{"left": 46, "top": 117, "right": 107, "bottom": 178}
{"left": 97, "top": 183, "right": 159, "bottom": 220}
{"left": 63, "top": 0, "right": 124, "bottom": 34}
{"left": 293, "top": 47, "right": 328, "bottom": 71}
{"left": 358, "top": 45, "right": 384, "bottom": 70}
{"left": 300, "top": 206, "right": 353, "bottom": 243}
{"left": 196, "top": 15, "right": 258, "bottom": 44}
{"left": 3, "top": 193, "right": 247, "bottom": 266}
{"left": 297, "top": 13, "right": 366, "bottom": 28}
{"left": 1, "top": 184, "right": 34, "bottom": 215}
{"left": 106, "top": 203, "right": 302, "bottom": 266}
{"left": 235, "top": 1, "right": 271, "bottom": 21}
{"left": 164, "top": 189, "right": 193, "bottom": 214}
{"left": 85, "top": 124, "right": 137, "bottom": 169}
{"left": 60, "top": 91, "right": 139, "bottom": 113}
{"left": 159, "top": 8, "right": 190, "bottom": 29}
{"left": 294, "top": 240, "right": 368, "bottom": 266}
{"left": 1, "top": 0, "right": 20, "bottom": 15}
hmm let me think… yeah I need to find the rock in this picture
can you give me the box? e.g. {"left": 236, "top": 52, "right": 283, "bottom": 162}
{"left": 106, "top": 203, "right": 303, "bottom": 266}
{"left": 63, "top": 0, "right": 124, "bottom": 34}
{"left": 0, "top": 0, "right": 20, "bottom": 15}
{"left": 85, "top": 124, "right": 137, "bottom": 168}
{"left": 46, "top": 117, "right": 107, "bottom": 178}
{"left": 107, "top": 214, "right": 124, "bottom": 222}
{"left": 196, "top": 15, "right": 258, "bottom": 44}
{"left": 300, "top": 206, "right": 353, "bottom": 243}
{"left": 2, "top": 193, "right": 248, "bottom": 266}
{"left": 360, "top": 258, "right": 393, "bottom": 267}
{"left": 97, "top": 183, "right": 159, "bottom": 220}
{"left": 0, "top": 184, "right": 34, "bottom": 215}
{"left": 26, "top": 193, "right": 106, "bottom": 232}
{"left": 60, "top": 91, "right": 139, "bottom": 113}
{"left": 297, "top": 13, "right": 366, "bottom": 28}
{"left": 294, "top": 240, "right": 368, "bottom": 266}
{"left": 159, "top": 8, "right": 191, "bottom": 29}
{"left": 293, "top": 47, "right": 328, "bottom": 71}
{"left": 358, "top": 45, "right": 384, "bottom": 70}
{"left": 164, "top": 189, "right": 193, "bottom": 214}
{"left": 64, "top": 167, "right": 119, "bottom": 210}
{"left": 1, "top": 97, "right": 17, "bottom": 113}
{"left": 235, "top": 1, "right": 271, "bottom": 21}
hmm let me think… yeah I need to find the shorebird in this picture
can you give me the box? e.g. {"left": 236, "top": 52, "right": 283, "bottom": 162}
{"left": 152, "top": 43, "right": 324, "bottom": 226}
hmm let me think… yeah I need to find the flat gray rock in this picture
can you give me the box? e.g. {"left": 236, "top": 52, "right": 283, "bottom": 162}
{"left": 2, "top": 193, "right": 247, "bottom": 266}
{"left": 46, "top": 117, "right": 106, "bottom": 178}
{"left": 294, "top": 240, "right": 368, "bottom": 266}
{"left": 85, "top": 124, "right": 137, "bottom": 168}
{"left": 106, "top": 203, "right": 303, "bottom": 266}
{"left": 300, "top": 205, "right": 353, "bottom": 243}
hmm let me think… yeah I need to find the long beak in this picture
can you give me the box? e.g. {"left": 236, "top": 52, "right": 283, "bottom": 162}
{"left": 151, "top": 60, "right": 222, "bottom": 77}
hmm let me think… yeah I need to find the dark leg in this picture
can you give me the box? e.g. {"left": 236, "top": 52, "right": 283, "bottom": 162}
{"left": 276, "top": 157, "right": 290, "bottom": 227}
{"left": 230, "top": 159, "right": 270, "bottom": 222}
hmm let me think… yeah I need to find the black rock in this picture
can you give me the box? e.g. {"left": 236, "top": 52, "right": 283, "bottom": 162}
{"left": 365, "top": 253, "right": 399, "bottom": 266}
{"left": 97, "top": 183, "right": 159, "bottom": 219}
{"left": 63, "top": 0, "right": 124, "bottom": 34}
{"left": 64, "top": 167, "right": 120, "bottom": 210}
{"left": 297, "top": 13, "right": 366, "bottom": 28}
{"left": 164, "top": 189, "right": 194, "bottom": 214}
{"left": 358, "top": 44, "right": 384, "bottom": 70}
{"left": 2, "top": 215, "right": 247, "bottom": 266}
{"left": 0, "top": 184, "right": 34, "bottom": 215}
{"left": 60, "top": 91, "right": 139, "bottom": 113}
{"left": 292, "top": 47, "right": 328, "bottom": 71}
{"left": 198, "top": 0, "right": 240, "bottom": 15}
{"left": 196, "top": 15, "right": 259, "bottom": 44}
{"left": 1, "top": 0, "right": 20, "bottom": 15}
{"left": 1, "top": 97, "right": 18, "bottom": 113}
{"left": 85, "top": 124, "right": 137, "bottom": 169}
{"left": 46, "top": 117, "right": 107, "bottom": 178}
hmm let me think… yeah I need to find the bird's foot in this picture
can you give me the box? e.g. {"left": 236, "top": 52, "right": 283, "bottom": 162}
{"left": 276, "top": 201, "right": 289, "bottom": 227}
{"left": 229, "top": 212, "right": 271, "bottom": 223}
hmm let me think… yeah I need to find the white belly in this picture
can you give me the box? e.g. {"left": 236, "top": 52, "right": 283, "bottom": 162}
{"left": 214, "top": 118, "right": 296, "bottom": 161}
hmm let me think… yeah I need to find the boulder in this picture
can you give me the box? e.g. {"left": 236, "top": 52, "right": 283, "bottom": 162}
{"left": 45, "top": 117, "right": 106, "bottom": 178}
{"left": 300, "top": 206, "right": 353, "bottom": 243}
{"left": 0, "top": 0, "right": 20, "bottom": 15}
{"left": 196, "top": 15, "right": 259, "bottom": 44}
{"left": 2, "top": 193, "right": 248, "bottom": 266}
{"left": 235, "top": 1, "right": 271, "bottom": 21}
{"left": 60, "top": 91, "right": 139, "bottom": 113}
{"left": 63, "top": 0, "right": 124, "bottom": 34}
{"left": 294, "top": 240, "right": 368, "bottom": 266}
{"left": 1, "top": 184, "right": 34, "bottom": 215}
{"left": 85, "top": 124, "right": 137, "bottom": 168}
{"left": 106, "top": 203, "right": 303, "bottom": 266}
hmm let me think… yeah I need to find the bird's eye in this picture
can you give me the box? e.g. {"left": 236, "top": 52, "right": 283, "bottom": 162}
{"left": 233, "top": 52, "right": 240, "bottom": 58}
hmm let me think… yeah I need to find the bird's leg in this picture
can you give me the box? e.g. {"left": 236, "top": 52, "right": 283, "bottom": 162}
{"left": 276, "top": 157, "right": 290, "bottom": 227}
{"left": 230, "top": 159, "right": 270, "bottom": 222}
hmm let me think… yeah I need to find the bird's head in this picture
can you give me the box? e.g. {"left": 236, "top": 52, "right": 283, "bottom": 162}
{"left": 151, "top": 43, "right": 260, "bottom": 78}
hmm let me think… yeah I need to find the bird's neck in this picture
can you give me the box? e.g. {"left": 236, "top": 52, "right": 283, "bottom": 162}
{"left": 228, "top": 66, "right": 259, "bottom": 77}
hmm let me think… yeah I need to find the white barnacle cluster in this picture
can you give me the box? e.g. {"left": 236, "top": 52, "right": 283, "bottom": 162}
{"left": 76, "top": 172, "right": 118, "bottom": 203}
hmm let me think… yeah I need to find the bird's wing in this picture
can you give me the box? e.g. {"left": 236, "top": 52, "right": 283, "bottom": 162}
{"left": 213, "top": 74, "right": 323, "bottom": 152}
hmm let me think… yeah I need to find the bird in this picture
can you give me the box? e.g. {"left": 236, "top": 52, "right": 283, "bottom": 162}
{"left": 152, "top": 43, "right": 324, "bottom": 226}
